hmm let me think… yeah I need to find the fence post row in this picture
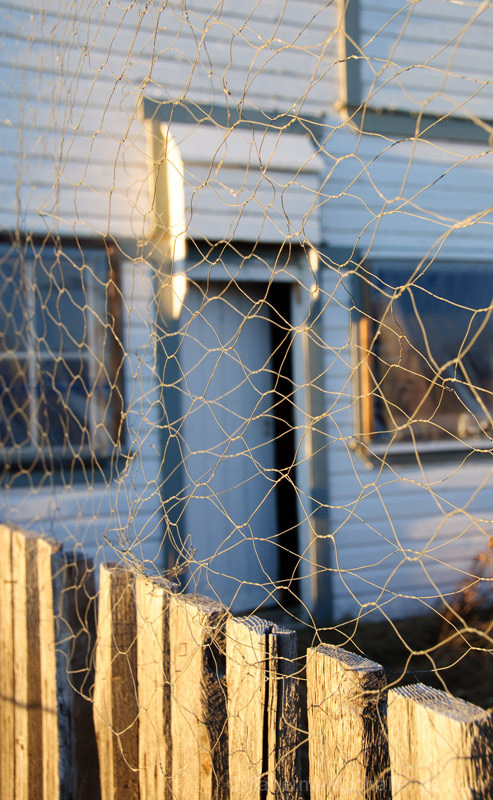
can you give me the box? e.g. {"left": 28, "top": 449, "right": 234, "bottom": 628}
{"left": 0, "top": 524, "right": 97, "bottom": 800}
{"left": 2, "top": 524, "right": 493, "bottom": 799}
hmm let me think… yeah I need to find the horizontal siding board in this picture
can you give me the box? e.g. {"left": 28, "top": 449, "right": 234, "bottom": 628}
{"left": 360, "top": 1, "right": 493, "bottom": 117}
{"left": 360, "top": 5, "right": 493, "bottom": 54}
{"left": 0, "top": 486, "right": 162, "bottom": 526}
{"left": 327, "top": 482, "right": 493, "bottom": 525}
{"left": 0, "top": 7, "right": 339, "bottom": 112}
{"left": 0, "top": 0, "right": 335, "bottom": 32}
{"left": 363, "top": 0, "right": 491, "bottom": 24}
{"left": 330, "top": 508, "right": 493, "bottom": 546}
{"left": 1, "top": 0, "right": 338, "bottom": 52}
{"left": 360, "top": 73, "right": 493, "bottom": 119}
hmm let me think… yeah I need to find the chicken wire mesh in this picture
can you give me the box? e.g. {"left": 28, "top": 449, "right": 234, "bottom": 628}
{"left": 1, "top": 0, "right": 493, "bottom": 796}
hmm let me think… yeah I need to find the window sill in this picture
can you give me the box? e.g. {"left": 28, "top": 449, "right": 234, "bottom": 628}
{"left": 0, "top": 446, "right": 130, "bottom": 488}
{"left": 350, "top": 436, "right": 493, "bottom": 467}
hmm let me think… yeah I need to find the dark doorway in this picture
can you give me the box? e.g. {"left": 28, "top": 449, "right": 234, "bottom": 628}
{"left": 269, "top": 282, "right": 299, "bottom": 607}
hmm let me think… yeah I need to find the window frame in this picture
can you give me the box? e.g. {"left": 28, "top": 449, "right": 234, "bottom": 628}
{"left": 352, "top": 259, "right": 493, "bottom": 457}
{"left": 0, "top": 236, "right": 124, "bottom": 469}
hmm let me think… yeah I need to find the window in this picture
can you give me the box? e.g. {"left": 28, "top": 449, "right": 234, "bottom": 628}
{"left": 355, "top": 261, "right": 493, "bottom": 449}
{"left": 0, "top": 237, "right": 123, "bottom": 467}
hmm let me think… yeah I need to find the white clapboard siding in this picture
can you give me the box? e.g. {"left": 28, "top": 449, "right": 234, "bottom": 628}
{"left": 320, "top": 251, "right": 493, "bottom": 619}
{"left": 1, "top": 1, "right": 332, "bottom": 238}
{"left": 0, "top": 257, "right": 164, "bottom": 569}
{"left": 359, "top": 0, "right": 493, "bottom": 118}
{"left": 321, "top": 120, "right": 493, "bottom": 258}
{"left": 168, "top": 121, "right": 323, "bottom": 242}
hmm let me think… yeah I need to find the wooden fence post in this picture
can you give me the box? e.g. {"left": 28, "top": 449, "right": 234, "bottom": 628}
{"left": 12, "top": 528, "right": 44, "bottom": 799}
{"left": 388, "top": 683, "right": 493, "bottom": 799}
{"left": 37, "top": 537, "right": 75, "bottom": 800}
{"left": 169, "top": 593, "right": 229, "bottom": 800}
{"left": 306, "top": 644, "right": 388, "bottom": 800}
{"left": 226, "top": 616, "right": 300, "bottom": 800}
{"left": 136, "top": 575, "right": 173, "bottom": 800}
{"left": 93, "top": 564, "right": 139, "bottom": 800}
{"left": 0, "top": 525, "right": 99, "bottom": 800}
{"left": 0, "top": 524, "right": 15, "bottom": 800}
{"left": 11, "top": 527, "right": 77, "bottom": 800}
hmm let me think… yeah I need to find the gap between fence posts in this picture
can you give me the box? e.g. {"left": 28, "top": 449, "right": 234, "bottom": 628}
{"left": 65, "top": 554, "right": 100, "bottom": 800}
{"left": 388, "top": 683, "right": 493, "bottom": 800}
{"left": 306, "top": 644, "right": 389, "bottom": 800}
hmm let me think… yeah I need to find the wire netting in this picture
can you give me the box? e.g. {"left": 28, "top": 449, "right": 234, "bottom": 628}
{"left": 1, "top": 0, "right": 493, "bottom": 794}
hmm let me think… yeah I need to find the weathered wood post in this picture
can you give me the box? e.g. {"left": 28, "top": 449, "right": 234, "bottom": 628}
{"left": 388, "top": 683, "right": 493, "bottom": 799}
{"left": 37, "top": 535, "right": 74, "bottom": 799}
{"left": 169, "top": 593, "right": 229, "bottom": 800}
{"left": 0, "top": 524, "right": 15, "bottom": 800}
{"left": 136, "top": 574, "right": 174, "bottom": 800}
{"left": 13, "top": 527, "right": 77, "bottom": 800}
{"left": 306, "top": 644, "right": 388, "bottom": 800}
{"left": 93, "top": 564, "right": 139, "bottom": 799}
{"left": 226, "top": 616, "right": 300, "bottom": 800}
{"left": 1, "top": 525, "right": 83, "bottom": 800}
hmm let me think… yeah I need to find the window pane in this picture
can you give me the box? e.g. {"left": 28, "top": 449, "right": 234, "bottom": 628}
{"left": 37, "top": 358, "right": 89, "bottom": 450}
{"left": 369, "top": 264, "right": 493, "bottom": 443}
{"left": 34, "top": 251, "right": 87, "bottom": 354}
{"left": 0, "top": 240, "right": 121, "bottom": 463}
{"left": 0, "top": 359, "right": 30, "bottom": 447}
{"left": 0, "top": 250, "right": 30, "bottom": 353}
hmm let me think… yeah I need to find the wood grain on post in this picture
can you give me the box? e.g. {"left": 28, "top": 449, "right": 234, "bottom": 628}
{"left": 136, "top": 575, "right": 173, "bottom": 800}
{"left": 93, "top": 564, "right": 139, "bottom": 800}
{"left": 12, "top": 528, "right": 67, "bottom": 800}
{"left": 1, "top": 526, "right": 94, "bottom": 800}
{"left": 13, "top": 528, "right": 43, "bottom": 800}
{"left": 306, "top": 645, "right": 388, "bottom": 800}
{"left": 388, "top": 683, "right": 493, "bottom": 799}
{"left": 0, "top": 524, "right": 14, "bottom": 800}
{"left": 226, "top": 616, "right": 300, "bottom": 800}
{"left": 169, "top": 593, "right": 229, "bottom": 800}
{"left": 37, "top": 537, "right": 73, "bottom": 800}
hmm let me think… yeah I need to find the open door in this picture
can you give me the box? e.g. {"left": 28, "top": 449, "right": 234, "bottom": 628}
{"left": 179, "top": 280, "right": 298, "bottom": 612}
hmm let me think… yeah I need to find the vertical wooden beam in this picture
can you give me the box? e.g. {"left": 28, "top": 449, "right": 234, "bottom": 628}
{"left": 306, "top": 645, "right": 388, "bottom": 800}
{"left": 37, "top": 538, "right": 74, "bottom": 800}
{"left": 226, "top": 616, "right": 300, "bottom": 800}
{"left": 0, "top": 524, "right": 14, "bottom": 800}
{"left": 93, "top": 565, "right": 139, "bottom": 800}
{"left": 169, "top": 593, "right": 228, "bottom": 800}
{"left": 2, "top": 527, "right": 95, "bottom": 800}
{"left": 388, "top": 683, "right": 493, "bottom": 799}
{"left": 136, "top": 575, "right": 173, "bottom": 800}
{"left": 13, "top": 528, "right": 42, "bottom": 800}
{"left": 12, "top": 528, "right": 66, "bottom": 800}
